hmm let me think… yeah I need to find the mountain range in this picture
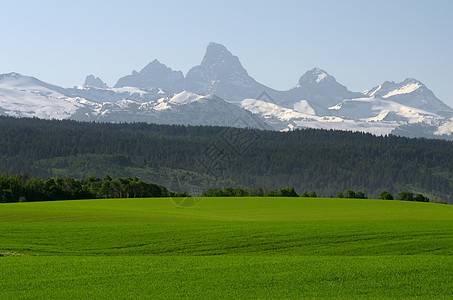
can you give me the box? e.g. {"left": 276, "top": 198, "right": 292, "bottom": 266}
{"left": 1, "top": 42, "right": 453, "bottom": 139}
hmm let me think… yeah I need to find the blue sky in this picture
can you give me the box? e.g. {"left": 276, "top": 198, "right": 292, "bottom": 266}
{"left": 1, "top": 0, "right": 452, "bottom": 104}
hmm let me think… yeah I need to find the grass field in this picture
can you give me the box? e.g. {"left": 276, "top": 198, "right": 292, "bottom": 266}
{"left": 1, "top": 197, "right": 452, "bottom": 299}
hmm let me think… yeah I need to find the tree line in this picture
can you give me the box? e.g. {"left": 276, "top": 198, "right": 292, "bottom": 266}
{"left": 0, "top": 173, "right": 188, "bottom": 203}
{"left": 0, "top": 172, "right": 437, "bottom": 204}
{"left": 201, "top": 187, "right": 435, "bottom": 203}
{"left": 379, "top": 190, "right": 431, "bottom": 202}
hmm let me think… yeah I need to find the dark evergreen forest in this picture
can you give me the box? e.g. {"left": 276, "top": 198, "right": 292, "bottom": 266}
{"left": 1, "top": 116, "right": 452, "bottom": 203}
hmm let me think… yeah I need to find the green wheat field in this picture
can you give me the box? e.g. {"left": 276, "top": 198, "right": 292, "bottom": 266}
{"left": 1, "top": 197, "right": 452, "bottom": 299}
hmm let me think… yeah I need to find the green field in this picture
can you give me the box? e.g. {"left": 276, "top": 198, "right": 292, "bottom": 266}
{"left": 1, "top": 197, "right": 452, "bottom": 299}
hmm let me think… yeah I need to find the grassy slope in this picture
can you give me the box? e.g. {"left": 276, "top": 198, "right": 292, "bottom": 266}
{"left": 0, "top": 197, "right": 452, "bottom": 299}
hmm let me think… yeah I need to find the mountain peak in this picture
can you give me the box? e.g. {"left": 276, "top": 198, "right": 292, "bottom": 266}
{"left": 207, "top": 42, "right": 228, "bottom": 52}
{"left": 114, "top": 60, "right": 184, "bottom": 92}
{"left": 298, "top": 68, "right": 335, "bottom": 85}
{"left": 139, "top": 59, "right": 174, "bottom": 76}
{"left": 143, "top": 59, "right": 165, "bottom": 68}
{"left": 375, "top": 78, "right": 425, "bottom": 97}
{"left": 310, "top": 67, "right": 327, "bottom": 74}
{"left": 286, "top": 68, "right": 362, "bottom": 109}
{"left": 84, "top": 75, "right": 108, "bottom": 89}
{"left": 402, "top": 77, "right": 423, "bottom": 85}
{"left": 201, "top": 42, "right": 239, "bottom": 67}
{"left": 379, "top": 78, "right": 423, "bottom": 88}
{"left": 185, "top": 42, "right": 264, "bottom": 100}
{"left": 0, "top": 72, "right": 24, "bottom": 82}
{"left": 364, "top": 78, "right": 452, "bottom": 114}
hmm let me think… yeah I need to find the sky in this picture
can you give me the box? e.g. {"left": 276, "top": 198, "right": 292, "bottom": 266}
{"left": 1, "top": 0, "right": 452, "bottom": 104}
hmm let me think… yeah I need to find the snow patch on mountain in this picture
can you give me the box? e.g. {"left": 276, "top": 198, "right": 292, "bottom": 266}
{"left": 242, "top": 99, "right": 306, "bottom": 120}
{"left": 294, "top": 118, "right": 398, "bottom": 136}
{"left": 434, "top": 118, "right": 453, "bottom": 136}
{"left": 169, "top": 91, "right": 204, "bottom": 105}
{"left": 0, "top": 73, "right": 84, "bottom": 119}
{"left": 316, "top": 72, "right": 328, "bottom": 83}
{"left": 242, "top": 97, "right": 399, "bottom": 135}
{"left": 382, "top": 82, "right": 421, "bottom": 98}
{"left": 293, "top": 100, "right": 316, "bottom": 115}
{"left": 0, "top": 72, "right": 70, "bottom": 96}
{"left": 68, "top": 85, "right": 167, "bottom": 103}
{"left": 329, "top": 97, "right": 439, "bottom": 125}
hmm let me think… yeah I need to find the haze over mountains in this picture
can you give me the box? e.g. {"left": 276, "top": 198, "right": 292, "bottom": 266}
{"left": 1, "top": 42, "right": 452, "bottom": 139}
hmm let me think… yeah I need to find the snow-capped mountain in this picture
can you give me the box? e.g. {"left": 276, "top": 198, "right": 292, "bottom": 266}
{"left": 75, "top": 91, "right": 269, "bottom": 129}
{"left": 0, "top": 73, "right": 268, "bottom": 129}
{"left": 244, "top": 98, "right": 402, "bottom": 134}
{"left": 1, "top": 42, "right": 453, "bottom": 140}
{"left": 364, "top": 78, "right": 453, "bottom": 117}
{"left": 242, "top": 77, "right": 450, "bottom": 136}
{"left": 0, "top": 73, "right": 85, "bottom": 119}
{"left": 281, "top": 68, "right": 364, "bottom": 116}
{"left": 68, "top": 85, "right": 166, "bottom": 103}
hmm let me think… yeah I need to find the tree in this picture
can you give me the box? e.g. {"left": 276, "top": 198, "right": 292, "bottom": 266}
{"left": 202, "top": 188, "right": 224, "bottom": 197}
{"left": 379, "top": 190, "right": 393, "bottom": 200}
{"left": 111, "top": 179, "right": 123, "bottom": 198}
{"left": 345, "top": 190, "right": 356, "bottom": 198}
{"left": 355, "top": 191, "right": 366, "bottom": 199}
{"left": 128, "top": 180, "right": 141, "bottom": 198}
{"left": 414, "top": 193, "right": 429, "bottom": 202}
{"left": 249, "top": 187, "right": 264, "bottom": 197}
{"left": 223, "top": 187, "right": 234, "bottom": 197}
{"left": 24, "top": 177, "right": 45, "bottom": 202}
{"left": 278, "top": 187, "right": 299, "bottom": 197}
{"left": 336, "top": 192, "right": 344, "bottom": 198}
{"left": 264, "top": 189, "right": 278, "bottom": 197}
{"left": 100, "top": 180, "right": 113, "bottom": 198}
{"left": 398, "top": 191, "right": 414, "bottom": 201}
{"left": 89, "top": 180, "right": 102, "bottom": 198}
{"left": 233, "top": 188, "right": 249, "bottom": 197}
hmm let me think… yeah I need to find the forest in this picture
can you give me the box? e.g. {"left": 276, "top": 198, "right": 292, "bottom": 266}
{"left": 1, "top": 116, "right": 453, "bottom": 203}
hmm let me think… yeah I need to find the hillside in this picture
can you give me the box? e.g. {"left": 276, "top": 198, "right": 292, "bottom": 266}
{"left": 1, "top": 116, "right": 453, "bottom": 203}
